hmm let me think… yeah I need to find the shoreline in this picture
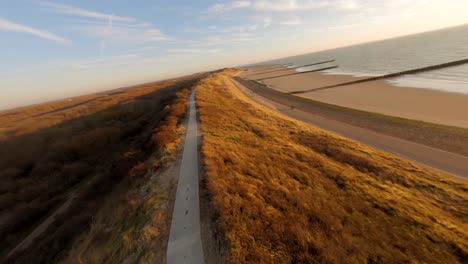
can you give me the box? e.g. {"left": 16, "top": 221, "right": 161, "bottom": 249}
{"left": 242, "top": 67, "right": 468, "bottom": 128}
{"left": 233, "top": 76, "right": 468, "bottom": 177}
{"left": 299, "top": 69, "right": 468, "bottom": 96}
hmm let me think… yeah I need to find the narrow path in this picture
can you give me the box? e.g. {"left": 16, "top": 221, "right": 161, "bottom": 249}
{"left": 233, "top": 79, "right": 468, "bottom": 180}
{"left": 167, "top": 89, "right": 205, "bottom": 264}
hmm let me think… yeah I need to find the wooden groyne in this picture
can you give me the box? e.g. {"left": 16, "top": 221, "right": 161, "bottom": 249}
{"left": 249, "top": 60, "right": 335, "bottom": 77}
{"left": 256, "top": 66, "right": 338, "bottom": 81}
{"left": 289, "top": 58, "right": 468, "bottom": 95}
{"left": 245, "top": 64, "right": 283, "bottom": 73}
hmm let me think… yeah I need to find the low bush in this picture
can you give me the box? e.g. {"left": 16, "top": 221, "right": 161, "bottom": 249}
{"left": 129, "top": 162, "right": 147, "bottom": 178}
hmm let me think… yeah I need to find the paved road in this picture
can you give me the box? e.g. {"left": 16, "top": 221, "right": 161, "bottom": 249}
{"left": 233, "top": 78, "right": 468, "bottom": 180}
{"left": 167, "top": 89, "right": 205, "bottom": 264}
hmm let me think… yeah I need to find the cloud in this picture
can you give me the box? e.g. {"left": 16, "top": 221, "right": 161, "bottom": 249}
{"left": 137, "top": 46, "right": 160, "bottom": 51}
{"left": 39, "top": 1, "right": 135, "bottom": 22}
{"left": 191, "top": 32, "right": 257, "bottom": 48}
{"left": 75, "top": 22, "right": 172, "bottom": 43}
{"left": 0, "top": 17, "right": 71, "bottom": 45}
{"left": 260, "top": 0, "right": 361, "bottom": 11}
{"left": 208, "top": 1, "right": 252, "bottom": 13}
{"left": 71, "top": 54, "right": 142, "bottom": 70}
{"left": 280, "top": 18, "right": 304, "bottom": 25}
{"left": 185, "top": 17, "right": 271, "bottom": 36}
{"left": 166, "top": 48, "right": 222, "bottom": 54}
{"left": 208, "top": 0, "right": 362, "bottom": 12}
{"left": 39, "top": 2, "right": 172, "bottom": 46}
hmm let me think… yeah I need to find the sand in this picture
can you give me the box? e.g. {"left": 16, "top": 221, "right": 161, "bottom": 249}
{"left": 233, "top": 78, "right": 468, "bottom": 178}
{"left": 241, "top": 67, "right": 468, "bottom": 128}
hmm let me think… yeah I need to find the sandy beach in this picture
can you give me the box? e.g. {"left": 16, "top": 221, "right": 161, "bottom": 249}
{"left": 241, "top": 67, "right": 468, "bottom": 128}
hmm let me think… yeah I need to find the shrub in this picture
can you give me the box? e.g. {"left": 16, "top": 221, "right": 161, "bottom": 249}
{"left": 68, "top": 127, "right": 121, "bottom": 157}
{"left": 152, "top": 125, "right": 178, "bottom": 150}
{"left": 129, "top": 162, "right": 147, "bottom": 178}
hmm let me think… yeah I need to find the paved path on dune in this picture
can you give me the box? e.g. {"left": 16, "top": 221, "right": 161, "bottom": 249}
{"left": 233, "top": 79, "right": 468, "bottom": 180}
{"left": 167, "top": 89, "right": 205, "bottom": 264}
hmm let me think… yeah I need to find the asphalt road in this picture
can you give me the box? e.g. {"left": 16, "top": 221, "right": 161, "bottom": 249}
{"left": 167, "top": 89, "right": 205, "bottom": 264}
{"left": 233, "top": 78, "right": 468, "bottom": 180}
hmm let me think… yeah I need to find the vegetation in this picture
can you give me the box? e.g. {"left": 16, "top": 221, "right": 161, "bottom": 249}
{"left": 234, "top": 77, "right": 468, "bottom": 157}
{"left": 0, "top": 77, "right": 196, "bottom": 263}
{"left": 0, "top": 79, "right": 183, "bottom": 141}
{"left": 198, "top": 70, "right": 468, "bottom": 263}
{"left": 62, "top": 88, "right": 192, "bottom": 264}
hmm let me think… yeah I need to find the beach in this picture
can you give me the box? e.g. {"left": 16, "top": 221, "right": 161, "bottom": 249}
{"left": 242, "top": 67, "right": 468, "bottom": 128}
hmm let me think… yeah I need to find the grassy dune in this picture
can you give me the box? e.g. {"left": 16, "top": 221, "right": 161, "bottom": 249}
{"left": 1, "top": 78, "right": 195, "bottom": 263}
{"left": 0, "top": 78, "right": 186, "bottom": 141}
{"left": 197, "top": 70, "right": 468, "bottom": 263}
{"left": 61, "top": 88, "right": 192, "bottom": 264}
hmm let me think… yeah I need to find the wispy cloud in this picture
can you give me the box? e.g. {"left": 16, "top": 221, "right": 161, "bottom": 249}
{"left": 39, "top": 1, "right": 136, "bottom": 22}
{"left": 71, "top": 54, "right": 142, "bottom": 69}
{"left": 208, "top": 1, "right": 252, "bottom": 13}
{"left": 280, "top": 17, "right": 304, "bottom": 25}
{"left": 0, "top": 17, "right": 71, "bottom": 45}
{"left": 75, "top": 22, "right": 172, "bottom": 43}
{"left": 137, "top": 46, "right": 160, "bottom": 51}
{"left": 207, "top": 0, "right": 362, "bottom": 12}
{"left": 191, "top": 32, "right": 257, "bottom": 48}
{"left": 166, "top": 48, "right": 222, "bottom": 54}
{"left": 185, "top": 15, "right": 271, "bottom": 37}
{"left": 257, "top": 0, "right": 362, "bottom": 11}
{"left": 38, "top": 1, "right": 172, "bottom": 53}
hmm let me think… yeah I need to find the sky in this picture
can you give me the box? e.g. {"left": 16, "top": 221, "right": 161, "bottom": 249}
{"left": 1, "top": 0, "right": 467, "bottom": 110}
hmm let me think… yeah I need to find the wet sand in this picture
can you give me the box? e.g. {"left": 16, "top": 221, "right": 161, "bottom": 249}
{"left": 241, "top": 67, "right": 468, "bottom": 128}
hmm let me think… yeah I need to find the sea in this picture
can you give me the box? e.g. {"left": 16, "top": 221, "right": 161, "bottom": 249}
{"left": 261, "top": 24, "right": 468, "bottom": 94}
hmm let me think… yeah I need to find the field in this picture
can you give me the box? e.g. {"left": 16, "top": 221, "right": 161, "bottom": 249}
{"left": 0, "top": 76, "right": 198, "bottom": 263}
{"left": 197, "top": 70, "right": 468, "bottom": 263}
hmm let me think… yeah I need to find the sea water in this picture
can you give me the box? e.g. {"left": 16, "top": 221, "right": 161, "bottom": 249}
{"left": 264, "top": 24, "right": 468, "bottom": 94}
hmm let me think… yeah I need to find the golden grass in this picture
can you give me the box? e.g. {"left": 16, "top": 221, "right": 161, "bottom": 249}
{"left": 0, "top": 79, "right": 180, "bottom": 141}
{"left": 1, "top": 79, "right": 194, "bottom": 262}
{"left": 234, "top": 77, "right": 468, "bottom": 157}
{"left": 197, "top": 70, "right": 468, "bottom": 263}
{"left": 152, "top": 89, "right": 192, "bottom": 154}
{"left": 61, "top": 88, "right": 192, "bottom": 264}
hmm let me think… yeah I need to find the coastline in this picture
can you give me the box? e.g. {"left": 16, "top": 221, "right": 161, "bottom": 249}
{"left": 242, "top": 67, "right": 468, "bottom": 128}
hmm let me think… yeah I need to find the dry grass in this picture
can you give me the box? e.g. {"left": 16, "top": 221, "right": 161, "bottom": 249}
{"left": 234, "top": 77, "right": 468, "bottom": 157}
{"left": 1, "top": 77, "right": 195, "bottom": 262}
{"left": 197, "top": 70, "right": 468, "bottom": 263}
{"left": 152, "top": 89, "right": 192, "bottom": 154}
{"left": 59, "top": 87, "right": 192, "bottom": 264}
{"left": 0, "top": 79, "right": 185, "bottom": 142}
